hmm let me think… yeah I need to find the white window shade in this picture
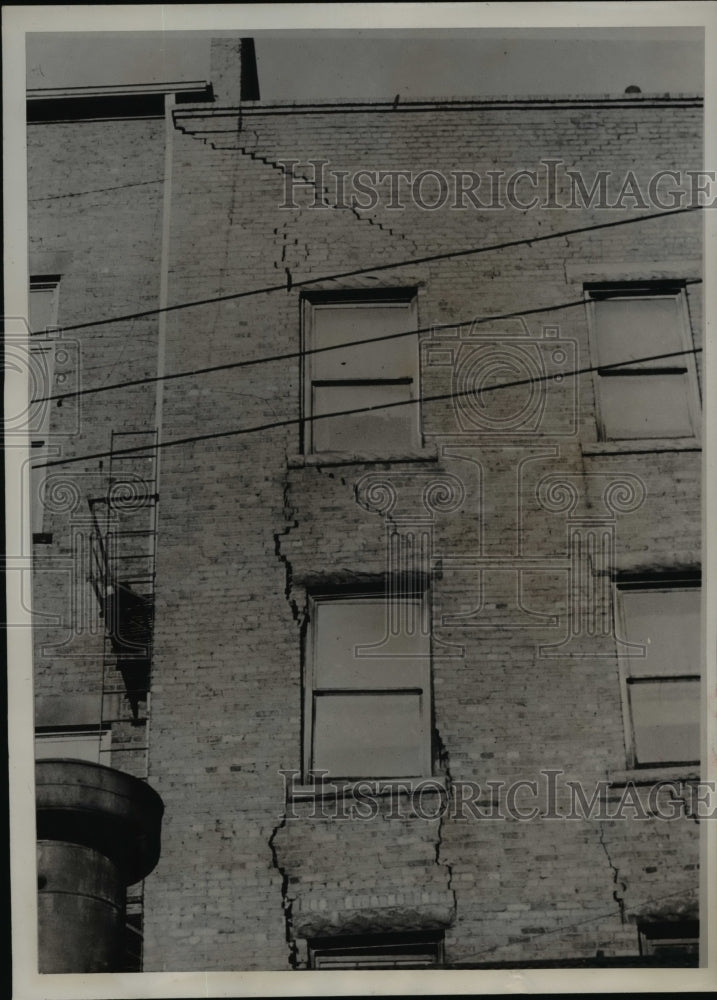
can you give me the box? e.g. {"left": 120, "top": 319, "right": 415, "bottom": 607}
{"left": 311, "top": 383, "right": 416, "bottom": 453}
{"left": 594, "top": 296, "right": 683, "bottom": 368}
{"left": 617, "top": 583, "right": 700, "bottom": 766}
{"left": 597, "top": 374, "right": 695, "bottom": 440}
{"left": 29, "top": 344, "right": 55, "bottom": 535}
{"left": 313, "top": 598, "right": 429, "bottom": 688}
{"left": 304, "top": 296, "right": 419, "bottom": 453}
{"left": 312, "top": 304, "right": 416, "bottom": 379}
{"left": 620, "top": 588, "right": 700, "bottom": 678}
{"left": 589, "top": 287, "right": 700, "bottom": 442}
{"left": 306, "top": 595, "right": 431, "bottom": 779}
{"left": 313, "top": 692, "right": 425, "bottom": 777}
{"left": 629, "top": 680, "right": 700, "bottom": 764}
{"left": 29, "top": 281, "right": 60, "bottom": 335}
{"left": 29, "top": 279, "right": 60, "bottom": 539}
{"left": 35, "top": 728, "right": 111, "bottom": 764}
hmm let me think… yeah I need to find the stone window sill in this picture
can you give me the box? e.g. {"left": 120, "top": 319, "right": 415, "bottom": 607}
{"left": 287, "top": 447, "right": 439, "bottom": 469}
{"left": 608, "top": 765, "right": 701, "bottom": 787}
{"left": 288, "top": 776, "right": 447, "bottom": 801}
{"left": 582, "top": 439, "right": 701, "bottom": 456}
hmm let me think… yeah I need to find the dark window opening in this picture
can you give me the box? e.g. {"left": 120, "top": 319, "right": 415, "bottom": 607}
{"left": 309, "top": 931, "right": 444, "bottom": 969}
{"left": 638, "top": 920, "right": 699, "bottom": 966}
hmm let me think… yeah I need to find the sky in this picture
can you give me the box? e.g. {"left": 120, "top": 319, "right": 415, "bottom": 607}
{"left": 26, "top": 28, "right": 704, "bottom": 100}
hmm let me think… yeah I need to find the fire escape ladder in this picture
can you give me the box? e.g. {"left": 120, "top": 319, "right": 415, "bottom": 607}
{"left": 88, "top": 429, "right": 159, "bottom": 718}
{"left": 86, "top": 429, "right": 160, "bottom": 970}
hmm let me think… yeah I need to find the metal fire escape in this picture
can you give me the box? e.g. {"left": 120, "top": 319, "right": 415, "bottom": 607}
{"left": 88, "top": 429, "right": 159, "bottom": 971}
{"left": 89, "top": 430, "right": 159, "bottom": 718}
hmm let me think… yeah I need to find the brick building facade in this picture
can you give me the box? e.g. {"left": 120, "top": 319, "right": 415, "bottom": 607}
{"left": 28, "top": 37, "right": 703, "bottom": 971}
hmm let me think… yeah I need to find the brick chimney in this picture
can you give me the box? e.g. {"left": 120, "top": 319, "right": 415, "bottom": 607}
{"left": 210, "top": 36, "right": 260, "bottom": 104}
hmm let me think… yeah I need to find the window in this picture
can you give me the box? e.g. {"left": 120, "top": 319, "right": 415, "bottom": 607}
{"left": 616, "top": 580, "right": 700, "bottom": 767}
{"left": 587, "top": 284, "right": 700, "bottom": 441}
{"left": 638, "top": 921, "right": 699, "bottom": 966}
{"left": 309, "top": 932, "right": 443, "bottom": 969}
{"left": 302, "top": 290, "right": 419, "bottom": 453}
{"left": 35, "top": 726, "right": 111, "bottom": 764}
{"left": 304, "top": 593, "right": 431, "bottom": 780}
{"left": 29, "top": 276, "right": 61, "bottom": 541}
{"left": 30, "top": 277, "right": 60, "bottom": 334}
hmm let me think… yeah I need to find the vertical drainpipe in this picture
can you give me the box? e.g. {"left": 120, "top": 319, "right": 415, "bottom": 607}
{"left": 155, "top": 91, "right": 174, "bottom": 500}
{"left": 142, "top": 87, "right": 174, "bottom": 825}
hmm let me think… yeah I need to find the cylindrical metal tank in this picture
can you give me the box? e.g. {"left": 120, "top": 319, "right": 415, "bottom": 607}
{"left": 37, "top": 840, "right": 124, "bottom": 973}
{"left": 35, "top": 759, "right": 164, "bottom": 973}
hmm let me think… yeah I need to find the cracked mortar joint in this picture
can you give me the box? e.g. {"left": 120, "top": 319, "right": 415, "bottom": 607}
{"left": 274, "top": 477, "right": 302, "bottom": 623}
{"left": 235, "top": 140, "right": 414, "bottom": 243}
{"left": 597, "top": 820, "right": 627, "bottom": 924}
{"left": 268, "top": 811, "right": 298, "bottom": 969}
{"left": 433, "top": 727, "right": 458, "bottom": 924}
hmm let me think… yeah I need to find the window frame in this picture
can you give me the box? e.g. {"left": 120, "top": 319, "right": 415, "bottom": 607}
{"left": 303, "top": 590, "right": 433, "bottom": 782}
{"left": 585, "top": 282, "right": 701, "bottom": 445}
{"left": 34, "top": 724, "right": 111, "bottom": 764}
{"left": 638, "top": 921, "right": 699, "bottom": 966}
{"left": 615, "top": 576, "right": 701, "bottom": 769}
{"left": 301, "top": 289, "right": 421, "bottom": 455}
{"left": 308, "top": 931, "right": 444, "bottom": 969}
{"left": 29, "top": 276, "right": 61, "bottom": 541}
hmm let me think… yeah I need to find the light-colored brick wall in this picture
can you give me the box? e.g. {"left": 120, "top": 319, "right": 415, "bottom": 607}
{"left": 29, "top": 88, "right": 703, "bottom": 971}
{"left": 28, "top": 115, "right": 165, "bottom": 770}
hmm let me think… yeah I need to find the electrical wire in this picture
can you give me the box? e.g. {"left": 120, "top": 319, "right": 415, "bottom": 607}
{"left": 33, "top": 204, "right": 701, "bottom": 337}
{"left": 33, "top": 345, "right": 703, "bottom": 470}
{"left": 31, "top": 279, "right": 703, "bottom": 406}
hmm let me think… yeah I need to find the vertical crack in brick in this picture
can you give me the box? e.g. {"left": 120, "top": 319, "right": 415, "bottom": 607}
{"left": 268, "top": 812, "right": 298, "bottom": 969}
{"left": 227, "top": 159, "right": 239, "bottom": 229}
{"left": 433, "top": 726, "right": 458, "bottom": 925}
{"left": 269, "top": 472, "right": 301, "bottom": 967}
{"left": 597, "top": 821, "right": 627, "bottom": 923}
{"left": 273, "top": 479, "right": 301, "bottom": 623}
{"left": 234, "top": 129, "right": 307, "bottom": 278}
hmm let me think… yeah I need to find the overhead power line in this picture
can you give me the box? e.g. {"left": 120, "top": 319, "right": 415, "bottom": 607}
{"left": 32, "top": 296, "right": 590, "bottom": 405}
{"left": 33, "top": 278, "right": 703, "bottom": 407}
{"left": 33, "top": 345, "right": 702, "bottom": 470}
{"left": 34, "top": 204, "right": 702, "bottom": 337}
